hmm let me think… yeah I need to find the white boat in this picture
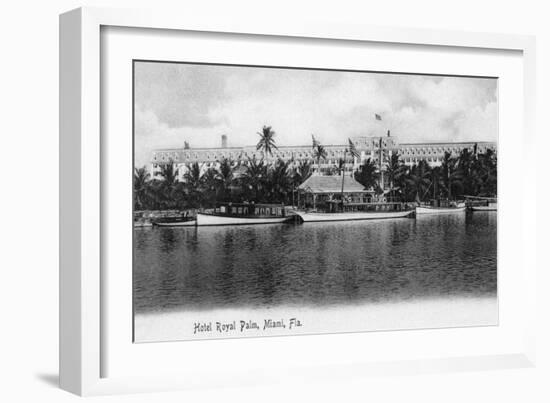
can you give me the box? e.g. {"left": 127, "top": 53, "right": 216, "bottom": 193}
{"left": 415, "top": 198, "right": 466, "bottom": 215}
{"left": 133, "top": 221, "right": 153, "bottom": 228}
{"left": 465, "top": 196, "right": 498, "bottom": 212}
{"left": 293, "top": 209, "right": 414, "bottom": 223}
{"left": 415, "top": 205, "right": 466, "bottom": 215}
{"left": 197, "top": 213, "right": 292, "bottom": 226}
{"left": 154, "top": 219, "right": 197, "bottom": 227}
{"left": 471, "top": 202, "right": 497, "bottom": 212}
{"left": 196, "top": 203, "right": 293, "bottom": 226}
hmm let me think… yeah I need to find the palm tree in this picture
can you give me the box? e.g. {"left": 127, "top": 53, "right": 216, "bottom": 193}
{"left": 457, "top": 147, "right": 476, "bottom": 196}
{"left": 313, "top": 144, "right": 327, "bottom": 174}
{"left": 439, "top": 151, "right": 463, "bottom": 199}
{"left": 354, "top": 158, "right": 379, "bottom": 191}
{"left": 268, "top": 159, "right": 293, "bottom": 203}
{"left": 183, "top": 162, "right": 202, "bottom": 188}
{"left": 476, "top": 149, "right": 497, "bottom": 196}
{"left": 256, "top": 125, "right": 278, "bottom": 164}
{"left": 157, "top": 160, "right": 179, "bottom": 208}
{"left": 340, "top": 138, "right": 360, "bottom": 202}
{"left": 406, "top": 160, "right": 432, "bottom": 203}
{"left": 311, "top": 134, "right": 319, "bottom": 148}
{"left": 293, "top": 160, "right": 312, "bottom": 186}
{"left": 183, "top": 162, "right": 203, "bottom": 208}
{"left": 290, "top": 160, "right": 312, "bottom": 206}
{"left": 385, "top": 153, "right": 407, "bottom": 200}
{"left": 158, "top": 160, "right": 178, "bottom": 186}
{"left": 201, "top": 168, "right": 221, "bottom": 207}
{"left": 133, "top": 166, "right": 151, "bottom": 210}
{"left": 217, "top": 158, "right": 235, "bottom": 201}
{"left": 337, "top": 158, "right": 348, "bottom": 207}
{"left": 241, "top": 155, "right": 268, "bottom": 201}
{"left": 144, "top": 179, "right": 164, "bottom": 210}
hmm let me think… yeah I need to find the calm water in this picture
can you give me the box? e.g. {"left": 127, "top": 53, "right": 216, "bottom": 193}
{"left": 133, "top": 213, "right": 497, "bottom": 314}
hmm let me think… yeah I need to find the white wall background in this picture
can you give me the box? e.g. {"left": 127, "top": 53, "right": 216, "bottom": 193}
{"left": 0, "top": 0, "right": 548, "bottom": 402}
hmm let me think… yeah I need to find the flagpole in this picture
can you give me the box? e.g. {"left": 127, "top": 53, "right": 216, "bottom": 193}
{"left": 342, "top": 138, "right": 360, "bottom": 211}
{"left": 375, "top": 113, "right": 385, "bottom": 197}
{"left": 379, "top": 137, "right": 384, "bottom": 194}
{"left": 340, "top": 150, "right": 346, "bottom": 211}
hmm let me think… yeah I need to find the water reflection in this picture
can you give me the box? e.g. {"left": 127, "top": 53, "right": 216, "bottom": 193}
{"left": 134, "top": 212, "right": 497, "bottom": 313}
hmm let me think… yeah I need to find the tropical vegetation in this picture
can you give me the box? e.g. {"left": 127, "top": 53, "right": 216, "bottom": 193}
{"left": 134, "top": 126, "right": 497, "bottom": 210}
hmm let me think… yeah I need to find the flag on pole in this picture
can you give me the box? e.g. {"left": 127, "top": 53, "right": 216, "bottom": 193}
{"left": 375, "top": 113, "right": 382, "bottom": 121}
{"left": 311, "top": 134, "right": 319, "bottom": 148}
{"left": 347, "top": 138, "right": 360, "bottom": 159}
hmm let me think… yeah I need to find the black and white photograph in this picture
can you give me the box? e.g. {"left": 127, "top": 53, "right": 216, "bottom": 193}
{"left": 4, "top": 0, "right": 549, "bottom": 399}
{"left": 132, "top": 61, "right": 498, "bottom": 342}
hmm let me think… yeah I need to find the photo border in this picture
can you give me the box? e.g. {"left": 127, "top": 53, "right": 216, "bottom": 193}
{"left": 131, "top": 58, "right": 500, "bottom": 343}
{"left": 60, "top": 6, "right": 537, "bottom": 396}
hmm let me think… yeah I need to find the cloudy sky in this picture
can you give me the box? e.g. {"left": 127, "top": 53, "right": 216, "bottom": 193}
{"left": 134, "top": 61, "right": 498, "bottom": 167}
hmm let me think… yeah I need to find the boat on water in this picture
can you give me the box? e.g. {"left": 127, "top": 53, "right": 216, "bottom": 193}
{"left": 465, "top": 196, "right": 498, "bottom": 211}
{"left": 294, "top": 169, "right": 414, "bottom": 223}
{"left": 134, "top": 220, "right": 153, "bottom": 228}
{"left": 196, "top": 203, "right": 293, "bottom": 226}
{"left": 415, "top": 199, "right": 466, "bottom": 215}
{"left": 471, "top": 203, "right": 497, "bottom": 211}
{"left": 293, "top": 201, "right": 414, "bottom": 223}
{"left": 137, "top": 210, "right": 198, "bottom": 228}
{"left": 153, "top": 217, "right": 197, "bottom": 227}
{"left": 134, "top": 210, "right": 153, "bottom": 227}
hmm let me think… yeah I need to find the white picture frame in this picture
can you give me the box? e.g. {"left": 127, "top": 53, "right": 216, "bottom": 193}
{"left": 59, "top": 6, "right": 537, "bottom": 396}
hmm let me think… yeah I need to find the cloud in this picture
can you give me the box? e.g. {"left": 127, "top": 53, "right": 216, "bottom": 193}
{"left": 134, "top": 106, "right": 229, "bottom": 169}
{"left": 134, "top": 62, "right": 231, "bottom": 128}
{"left": 134, "top": 63, "right": 498, "bottom": 167}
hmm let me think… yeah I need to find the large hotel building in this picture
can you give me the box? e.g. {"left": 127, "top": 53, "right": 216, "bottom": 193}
{"left": 150, "top": 133, "right": 496, "bottom": 181}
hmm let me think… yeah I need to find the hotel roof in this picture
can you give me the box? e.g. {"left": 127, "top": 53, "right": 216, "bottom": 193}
{"left": 152, "top": 140, "right": 495, "bottom": 153}
{"left": 298, "top": 175, "right": 368, "bottom": 194}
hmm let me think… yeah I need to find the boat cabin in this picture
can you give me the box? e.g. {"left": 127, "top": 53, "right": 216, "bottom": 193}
{"left": 324, "top": 200, "right": 409, "bottom": 213}
{"left": 464, "top": 196, "right": 497, "bottom": 208}
{"left": 212, "top": 202, "right": 287, "bottom": 218}
{"left": 427, "top": 199, "right": 453, "bottom": 208}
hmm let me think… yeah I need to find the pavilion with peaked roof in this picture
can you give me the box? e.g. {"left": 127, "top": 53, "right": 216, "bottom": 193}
{"left": 296, "top": 174, "right": 375, "bottom": 210}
